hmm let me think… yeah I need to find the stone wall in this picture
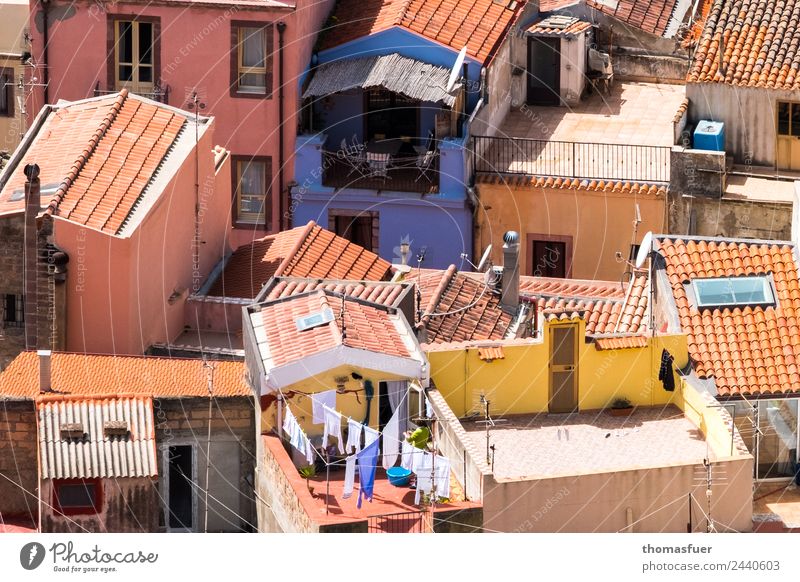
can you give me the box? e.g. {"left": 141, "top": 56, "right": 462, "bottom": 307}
{"left": 0, "top": 399, "right": 38, "bottom": 523}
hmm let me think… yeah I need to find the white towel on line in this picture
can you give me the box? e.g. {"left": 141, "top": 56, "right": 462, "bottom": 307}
{"left": 346, "top": 418, "right": 363, "bottom": 453}
{"left": 311, "top": 390, "right": 336, "bottom": 424}
{"left": 322, "top": 405, "right": 344, "bottom": 454}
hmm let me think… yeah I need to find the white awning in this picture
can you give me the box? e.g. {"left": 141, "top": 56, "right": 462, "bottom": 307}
{"left": 303, "top": 53, "right": 457, "bottom": 106}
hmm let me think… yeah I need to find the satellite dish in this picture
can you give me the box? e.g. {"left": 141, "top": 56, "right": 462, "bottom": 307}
{"left": 476, "top": 244, "right": 493, "bottom": 271}
{"left": 635, "top": 231, "right": 653, "bottom": 269}
{"left": 447, "top": 47, "right": 468, "bottom": 93}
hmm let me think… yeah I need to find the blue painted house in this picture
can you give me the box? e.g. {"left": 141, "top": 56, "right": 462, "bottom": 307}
{"left": 290, "top": 0, "right": 525, "bottom": 269}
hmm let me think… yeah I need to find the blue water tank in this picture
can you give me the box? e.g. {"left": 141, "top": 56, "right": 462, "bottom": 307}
{"left": 693, "top": 120, "right": 725, "bottom": 152}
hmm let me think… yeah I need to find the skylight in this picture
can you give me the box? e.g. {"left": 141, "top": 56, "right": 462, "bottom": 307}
{"left": 692, "top": 276, "right": 775, "bottom": 308}
{"left": 295, "top": 307, "right": 335, "bottom": 331}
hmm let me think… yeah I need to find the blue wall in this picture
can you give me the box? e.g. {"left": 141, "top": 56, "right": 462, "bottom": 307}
{"left": 291, "top": 192, "right": 472, "bottom": 270}
{"left": 317, "top": 27, "right": 484, "bottom": 111}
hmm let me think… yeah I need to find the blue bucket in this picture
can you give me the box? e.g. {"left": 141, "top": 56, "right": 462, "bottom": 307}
{"left": 387, "top": 466, "right": 412, "bottom": 487}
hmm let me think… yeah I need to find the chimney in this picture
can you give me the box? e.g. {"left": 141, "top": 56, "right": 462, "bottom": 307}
{"left": 501, "top": 231, "right": 520, "bottom": 311}
{"left": 38, "top": 349, "right": 51, "bottom": 393}
{"left": 23, "top": 164, "right": 39, "bottom": 350}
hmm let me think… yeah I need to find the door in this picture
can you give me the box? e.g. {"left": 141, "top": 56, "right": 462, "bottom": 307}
{"left": 549, "top": 324, "right": 578, "bottom": 413}
{"left": 531, "top": 239, "right": 567, "bottom": 278}
{"left": 527, "top": 37, "right": 561, "bottom": 106}
{"left": 333, "top": 214, "right": 374, "bottom": 251}
{"left": 777, "top": 102, "right": 800, "bottom": 171}
{"left": 166, "top": 445, "right": 195, "bottom": 531}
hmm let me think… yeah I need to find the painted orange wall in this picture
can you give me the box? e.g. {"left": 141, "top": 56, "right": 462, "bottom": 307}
{"left": 54, "top": 119, "right": 231, "bottom": 354}
{"left": 474, "top": 183, "right": 666, "bottom": 281}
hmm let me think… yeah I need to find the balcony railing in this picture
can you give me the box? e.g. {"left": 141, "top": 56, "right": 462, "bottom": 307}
{"left": 472, "top": 136, "right": 670, "bottom": 183}
{"left": 321, "top": 149, "right": 439, "bottom": 194}
{"left": 93, "top": 81, "right": 170, "bottom": 104}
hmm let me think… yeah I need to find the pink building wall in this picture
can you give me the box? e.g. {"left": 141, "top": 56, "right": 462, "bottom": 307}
{"left": 51, "top": 119, "right": 231, "bottom": 355}
{"left": 29, "top": 0, "right": 333, "bottom": 247}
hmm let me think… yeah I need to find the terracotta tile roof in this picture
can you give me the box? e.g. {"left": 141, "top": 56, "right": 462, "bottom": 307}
{"left": 265, "top": 277, "right": 408, "bottom": 307}
{"left": 673, "top": 98, "right": 690, "bottom": 123}
{"left": 658, "top": 237, "right": 800, "bottom": 397}
{"left": 539, "top": 0, "right": 580, "bottom": 9}
{"left": 587, "top": 0, "right": 679, "bottom": 37}
{"left": 413, "top": 265, "right": 513, "bottom": 343}
{"left": 37, "top": 396, "right": 158, "bottom": 479}
{"left": 256, "top": 291, "right": 411, "bottom": 368}
{"left": 0, "top": 90, "right": 187, "bottom": 234}
{"left": 594, "top": 335, "right": 649, "bottom": 350}
{"left": 527, "top": 17, "right": 592, "bottom": 36}
{"left": 319, "top": 0, "right": 523, "bottom": 64}
{"left": 475, "top": 173, "right": 668, "bottom": 195}
{"left": 518, "top": 276, "right": 626, "bottom": 299}
{"left": 477, "top": 346, "right": 505, "bottom": 360}
{"left": 206, "top": 221, "right": 392, "bottom": 298}
{"left": 688, "top": 0, "right": 800, "bottom": 89}
{"left": 0, "top": 352, "right": 249, "bottom": 399}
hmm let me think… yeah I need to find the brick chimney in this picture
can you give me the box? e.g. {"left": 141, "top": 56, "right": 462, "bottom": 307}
{"left": 501, "top": 231, "right": 520, "bottom": 311}
{"left": 23, "top": 164, "right": 39, "bottom": 350}
{"left": 38, "top": 349, "right": 51, "bottom": 392}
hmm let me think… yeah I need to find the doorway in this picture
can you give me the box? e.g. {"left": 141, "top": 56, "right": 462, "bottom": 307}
{"left": 527, "top": 37, "right": 561, "bottom": 106}
{"left": 166, "top": 445, "right": 195, "bottom": 531}
{"left": 777, "top": 102, "right": 800, "bottom": 171}
{"left": 549, "top": 324, "right": 578, "bottom": 413}
{"left": 365, "top": 88, "right": 419, "bottom": 140}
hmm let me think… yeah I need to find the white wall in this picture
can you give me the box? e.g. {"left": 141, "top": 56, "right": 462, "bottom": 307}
{"left": 560, "top": 32, "right": 588, "bottom": 105}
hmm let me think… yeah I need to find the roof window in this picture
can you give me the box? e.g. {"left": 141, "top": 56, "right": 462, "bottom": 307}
{"left": 692, "top": 276, "right": 775, "bottom": 308}
{"left": 295, "top": 307, "right": 334, "bottom": 331}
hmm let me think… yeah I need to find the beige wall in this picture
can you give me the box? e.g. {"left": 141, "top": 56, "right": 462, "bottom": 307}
{"left": 0, "top": 0, "right": 29, "bottom": 154}
{"left": 475, "top": 182, "right": 666, "bottom": 281}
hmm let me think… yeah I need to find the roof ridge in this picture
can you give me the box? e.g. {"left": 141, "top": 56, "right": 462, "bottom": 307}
{"left": 392, "top": 0, "right": 417, "bottom": 26}
{"left": 274, "top": 220, "right": 317, "bottom": 277}
{"left": 418, "top": 264, "right": 457, "bottom": 327}
{"left": 44, "top": 88, "right": 129, "bottom": 218}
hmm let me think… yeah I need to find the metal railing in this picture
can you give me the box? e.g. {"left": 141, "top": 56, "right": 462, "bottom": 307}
{"left": 367, "top": 510, "right": 429, "bottom": 533}
{"left": 321, "top": 149, "right": 439, "bottom": 194}
{"left": 93, "top": 81, "right": 170, "bottom": 104}
{"left": 471, "top": 135, "right": 670, "bottom": 183}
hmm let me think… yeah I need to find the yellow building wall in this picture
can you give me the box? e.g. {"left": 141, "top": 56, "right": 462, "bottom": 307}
{"left": 474, "top": 182, "right": 665, "bottom": 281}
{"left": 428, "top": 320, "right": 688, "bottom": 418}
{"left": 261, "top": 364, "right": 412, "bottom": 436}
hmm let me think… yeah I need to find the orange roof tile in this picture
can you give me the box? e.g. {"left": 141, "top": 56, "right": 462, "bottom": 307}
{"left": 206, "top": 221, "right": 392, "bottom": 298}
{"left": 0, "top": 90, "right": 188, "bottom": 234}
{"left": 256, "top": 291, "right": 411, "bottom": 367}
{"left": 319, "top": 0, "right": 523, "bottom": 64}
{"left": 477, "top": 346, "right": 505, "bottom": 360}
{"left": 0, "top": 352, "right": 249, "bottom": 399}
{"left": 658, "top": 237, "right": 800, "bottom": 397}
{"left": 594, "top": 335, "right": 649, "bottom": 350}
{"left": 474, "top": 173, "right": 668, "bottom": 195}
{"left": 527, "top": 18, "right": 592, "bottom": 37}
{"left": 265, "top": 277, "right": 409, "bottom": 307}
{"left": 587, "top": 0, "right": 679, "bottom": 37}
{"left": 688, "top": 0, "right": 800, "bottom": 89}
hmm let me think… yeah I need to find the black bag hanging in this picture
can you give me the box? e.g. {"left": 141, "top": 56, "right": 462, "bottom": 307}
{"left": 658, "top": 349, "right": 675, "bottom": 392}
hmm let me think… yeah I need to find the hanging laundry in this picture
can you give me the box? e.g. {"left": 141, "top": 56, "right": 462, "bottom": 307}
{"left": 413, "top": 452, "right": 434, "bottom": 505}
{"left": 658, "top": 349, "right": 675, "bottom": 392}
{"left": 413, "top": 454, "right": 450, "bottom": 504}
{"left": 401, "top": 441, "right": 415, "bottom": 470}
{"left": 322, "top": 405, "right": 344, "bottom": 454}
{"left": 382, "top": 408, "right": 401, "bottom": 470}
{"left": 345, "top": 418, "right": 363, "bottom": 453}
{"left": 283, "top": 408, "right": 315, "bottom": 465}
{"left": 356, "top": 438, "right": 380, "bottom": 509}
{"left": 342, "top": 454, "right": 357, "bottom": 499}
{"left": 434, "top": 456, "right": 451, "bottom": 500}
{"left": 311, "top": 390, "right": 337, "bottom": 424}
{"left": 363, "top": 425, "right": 380, "bottom": 448}
{"left": 305, "top": 437, "right": 315, "bottom": 465}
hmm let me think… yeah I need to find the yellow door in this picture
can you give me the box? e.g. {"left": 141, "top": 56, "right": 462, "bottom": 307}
{"left": 549, "top": 324, "right": 578, "bottom": 413}
{"left": 777, "top": 102, "right": 800, "bottom": 171}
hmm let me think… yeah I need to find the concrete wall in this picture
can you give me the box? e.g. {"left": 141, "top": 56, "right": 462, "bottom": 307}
{"left": 612, "top": 51, "right": 689, "bottom": 83}
{"left": 670, "top": 146, "right": 726, "bottom": 198}
{"left": 0, "top": 400, "right": 38, "bottom": 524}
{"left": 474, "top": 180, "right": 666, "bottom": 281}
{"left": 153, "top": 396, "right": 256, "bottom": 532}
{"left": 30, "top": 0, "right": 335, "bottom": 245}
{"left": 559, "top": 32, "right": 588, "bottom": 105}
{"left": 686, "top": 82, "right": 793, "bottom": 167}
{"left": 470, "top": 38, "right": 513, "bottom": 139}
{"left": 41, "top": 477, "right": 160, "bottom": 533}
{"left": 428, "top": 324, "right": 689, "bottom": 418}
{"left": 184, "top": 295, "right": 249, "bottom": 334}
{"left": 668, "top": 189, "right": 792, "bottom": 240}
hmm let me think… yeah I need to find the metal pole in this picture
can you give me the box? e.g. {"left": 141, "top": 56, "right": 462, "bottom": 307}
{"left": 326, "top": 450, "right": 330, "bottom": 515}
{"left": 204, "top": 361, "right": 214, "bottom": 533}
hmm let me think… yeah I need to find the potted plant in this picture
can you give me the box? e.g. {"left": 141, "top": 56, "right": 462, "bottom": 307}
{"left": 298, "top": 465, "right": 316, "bottom": 495}
{"left": 608, "top": 396, "right": 634, "bottom": 417}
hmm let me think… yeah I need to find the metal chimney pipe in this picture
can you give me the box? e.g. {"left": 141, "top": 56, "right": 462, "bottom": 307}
{"left": 38, "top": 349, "right": 51, "bottom": 392}
{"left": 501, "top": 231, "right": 520, "bottom": 311}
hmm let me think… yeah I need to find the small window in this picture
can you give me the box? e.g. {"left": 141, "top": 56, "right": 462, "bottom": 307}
{"left": 333, "top": 215, "right": 374, "bottom": 251}
{"left": 234, "top": 25, "right": 270, "bottom": 95}
{"left": 3, "top": 294, "right": 23, "bottom": 327}
{"left": 53, "top": 479, "right": 101, "bottom": 515}
{"left": 233, "top": 157, "right": 272, "bottom": 228}
{"left": 0, "top": 69, "right": 13, "bottom": 117}
{"left": 693, "top": 276, "right": 775, "bottom": 308}
{"left": 114, "top": 20, "right": 155, "bottom": 93}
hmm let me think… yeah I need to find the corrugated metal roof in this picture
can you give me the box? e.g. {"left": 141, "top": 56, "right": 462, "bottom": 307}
{"left": 303, "top": 53, "right": 457, "bottom": 106}
{"left": 37, "top": 396, "right": 158, "bottom": 480}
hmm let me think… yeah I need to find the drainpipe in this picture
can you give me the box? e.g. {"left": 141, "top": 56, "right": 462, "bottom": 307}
{"left": 40, "top": 0, "right": 50, "bottom": 104}
{"left": 276, "top": 22, "right": 286, "bottom": 231}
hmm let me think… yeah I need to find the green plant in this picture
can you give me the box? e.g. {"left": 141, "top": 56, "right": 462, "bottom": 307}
{"left": 610, "top": 396, "right": 632, "bottom": 409}
{"left": 299, "top": 465, "right": 316, "bottom": 494}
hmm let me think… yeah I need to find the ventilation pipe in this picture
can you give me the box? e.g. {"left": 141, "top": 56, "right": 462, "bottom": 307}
{"left": 501, "top": 231, "right": 520, "bottom": 311}
{"left": 38, "top": 349, "right": 51, "bottom": 392}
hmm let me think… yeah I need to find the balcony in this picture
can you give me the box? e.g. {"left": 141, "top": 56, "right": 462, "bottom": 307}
{"left": 321, "top": 145, "right": 439, "bottom": 194}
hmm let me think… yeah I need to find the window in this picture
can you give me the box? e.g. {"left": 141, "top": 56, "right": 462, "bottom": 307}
{"left": 3, "top": 294, "right": 23, "bottom": 327}
{"left": 334, "top": 215, "right": 374, "bottom": 251}
{"left": 0, "top": 68, "right": 13, "bottom": 117}
{"left": 778, "top": 102, "right": 800, "bottom": 137}
{"left": 233, "top": 156, "right": 272, "bottom": 228}
{"left": 692, "top": 276, "right": 775, "bottom": 308}
{"left": 232, "top": 22, "right": 272, "bottom": 97}
{"left": 112, "top": 19, "right": 156, "bottom": 93}
{"left": 53, "top": 479, "right": 101, "bottom": 515}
